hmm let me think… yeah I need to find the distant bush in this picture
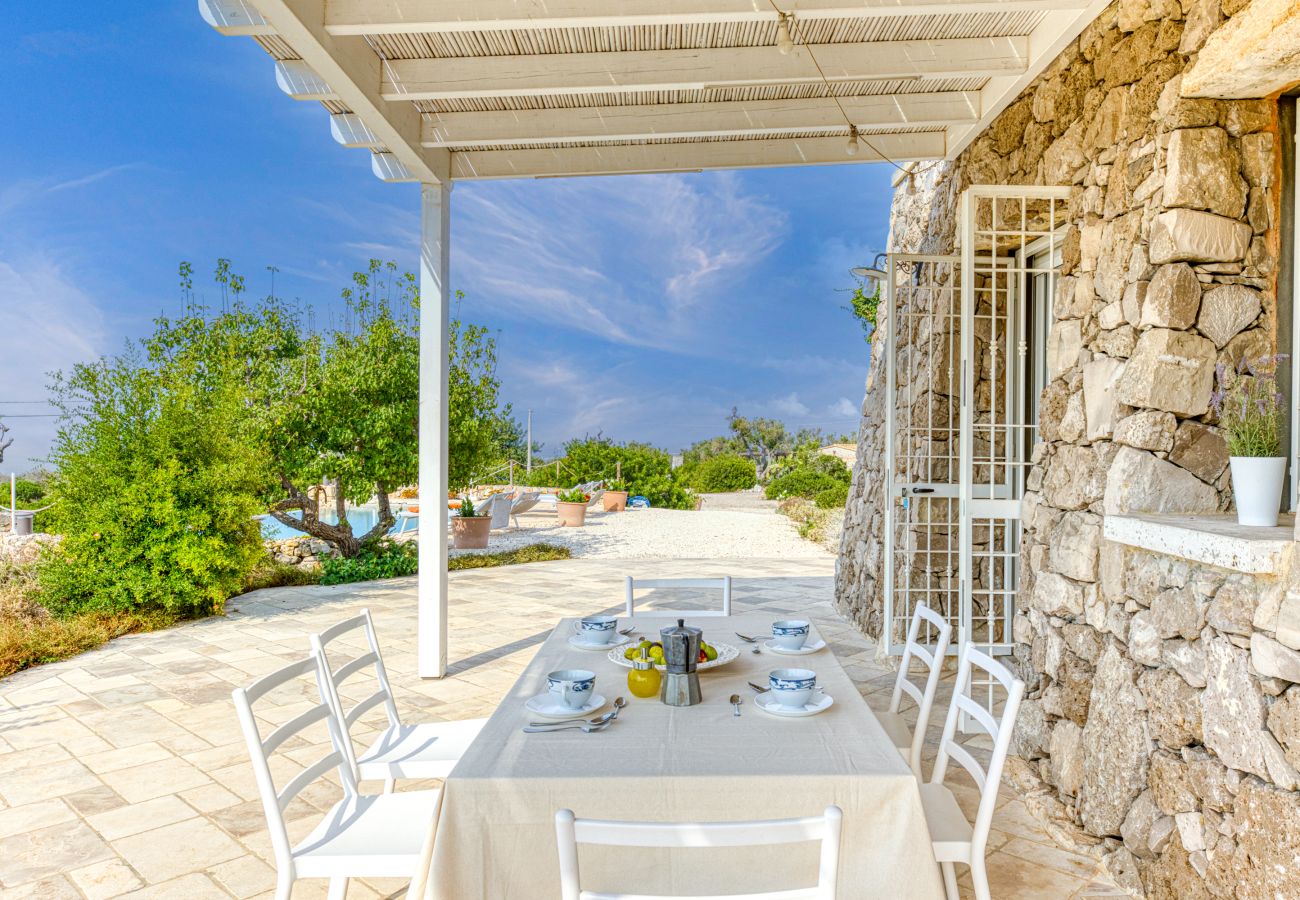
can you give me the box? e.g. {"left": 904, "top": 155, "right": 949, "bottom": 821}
{"left": 319, "top": 540, "right": 417, "bottom": 585}
{"left": 686, "top": 454, "right": 756, "bottom": 493}
{"left": 814, "top": 483, "right": 850, "bottom": 509}
{"left": 764, "top": 468, "right": 844, "bottom": 501}
{"left": 523, "top": 437, "right": 696, "bottom": 510}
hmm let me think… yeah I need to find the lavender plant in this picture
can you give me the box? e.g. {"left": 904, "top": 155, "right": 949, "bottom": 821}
{"left": 1210, "top": 355, "right": 1287, "bottom": 458}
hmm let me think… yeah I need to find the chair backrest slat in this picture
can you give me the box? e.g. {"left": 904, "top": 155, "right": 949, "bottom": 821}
{"left": 887, "top": 603, "right": 953, "bottom": 776}
{"left": 624, "top": 575, "right": 732, "bottom": 618}
{"left": 277, "top": 751, "right": 347, "bottom": 812}
{"left": 310, "top": 609, "right": 402, "bottom": 779}
{"left": 261, "top": 703, "right": 333, "bottom": 757}
{"left": 929, "top": 641, "right": 1026, "bottom": 858}
{"left": 557, "top": 806, "right": 841, "bottom": 900}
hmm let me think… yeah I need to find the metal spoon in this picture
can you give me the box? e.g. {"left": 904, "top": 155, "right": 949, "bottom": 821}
{"left": 734, "top": 632, "right": 769, "bottom": 643}
{"left": 610, "top": 696, "right": 628, "bottom": 719}
{"left": 748, "top": 681, "right": 770, "bottom": 694}
{"left": 523, "top": 721, "right": 612, "bottom": 734}
{"left": 528, "top": 710, "right": 617, "bottom": 728}
{"left": 730, "top": 694, "right": 742, "bottom": 717}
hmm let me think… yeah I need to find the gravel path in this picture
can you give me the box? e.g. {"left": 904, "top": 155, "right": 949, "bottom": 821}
{"left": 449, "top": 504, "right": 830, "bottom": 560}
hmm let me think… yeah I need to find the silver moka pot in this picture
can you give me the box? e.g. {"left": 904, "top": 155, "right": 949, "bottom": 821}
{"left": 660, "top": 618, "right": 702, "bottom": 707}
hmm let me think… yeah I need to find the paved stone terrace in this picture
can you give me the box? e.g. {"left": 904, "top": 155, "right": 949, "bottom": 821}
{"left": 0, "top": 558, "right": 1123, "bottom": 898}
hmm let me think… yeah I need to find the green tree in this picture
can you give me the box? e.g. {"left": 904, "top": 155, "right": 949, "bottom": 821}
{"left": 844, "top": 280, "right": 880, "bottom": 342}
{"left": 726, "top": 410, "right": 794, "bottom": 481}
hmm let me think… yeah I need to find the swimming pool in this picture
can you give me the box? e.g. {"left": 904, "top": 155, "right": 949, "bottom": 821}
{"left": 258, "top": 507, "right": 416, "bottom": 540}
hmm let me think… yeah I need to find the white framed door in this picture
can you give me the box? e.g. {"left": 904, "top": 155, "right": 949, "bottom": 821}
{"left": 957, "top": 185, "right": 1069, "bottom": 713}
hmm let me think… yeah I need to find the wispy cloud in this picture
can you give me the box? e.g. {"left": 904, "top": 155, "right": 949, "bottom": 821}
{"left": 0, "top": 163, "right": 144, "bottom": 219}
{"left": 0, "top": 255, "right": 109, "bottom": 469}
{"left": 452, "top": 173, "right": 787, "bottom": 352}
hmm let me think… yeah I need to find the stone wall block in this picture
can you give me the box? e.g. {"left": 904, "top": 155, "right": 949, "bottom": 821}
{"left": 1150, "top": 587, "right": 1207, "bottom": 640}
{"left": 1199, "top": 635, "right": 1276, "bottom": 782}
{"left": 1103, "top": 445, "right": 1219, "bottom": 515}
{"left": 1047, "top": 318, "right": 1085, "bottom": 382}
{"left": 1162, "top": 639, "right": 1208, "bottom": 688}
{"left": 1114, "top": 328, "right": 1216, "bottom": 417}
{"left": 1043, "top": 444, "right": 1109, "bottom": 510}
{"left": 1267, "top": 688, "right": 1300, "bottom": 770}
{"left": 1082, "top": 356, "right": 1127, "bottom": 441}
{"left": 1162, "top": 128, "right": 1247, "bottom": 218}
{"left": 1168, "top": 421, "right": 1228, "bottom": 484}
{"left": 1112, "top": 409, "right": 1177, "bottom": 452}
{"left": 1050, "top": 720, "right": 1086, "bottom": 796}
{"left": 1149, "top": 208, "right": 1251, "bottom": 264}
{"left": 1208, "top": 579, "right": 1262, "bottom": 637}
{"left": 1196, "top": 283, "right": 1262, "bottom": 348}
{"left": 1249, "top": 632, "right": 1300, "bottom": 683}
{"left": 1140, "top": 263, "right": 1203, "bottom": 329}
{"left": 1081, "top": 645, "right": 1154, "bottom": 836}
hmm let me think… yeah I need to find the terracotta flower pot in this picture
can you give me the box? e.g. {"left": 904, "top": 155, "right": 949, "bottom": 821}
{"left": 452, "top": 515, "right": 491, "bottom": 549}
{"left": 556, "top": 501, "right": 588, "bottom": 527}
{"left": 602, "top": 490, "right": 629, "bottom": 512}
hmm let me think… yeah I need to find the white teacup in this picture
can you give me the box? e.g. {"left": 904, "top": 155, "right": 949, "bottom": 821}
{"left": 574, "top": 615, "right": 618, "bottom": 645}
{"left": 769, "top": 668, "right": 817, "bottom": 709}
{"left": 548, "top": 669, "right": 596, "bottom": 709}
{"left": 772, "top": 619, "right": 810, "bottom": 651}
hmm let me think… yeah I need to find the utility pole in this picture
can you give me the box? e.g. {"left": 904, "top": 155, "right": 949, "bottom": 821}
{"left": 526, "top": 409, "right": 533, "bottom": 473}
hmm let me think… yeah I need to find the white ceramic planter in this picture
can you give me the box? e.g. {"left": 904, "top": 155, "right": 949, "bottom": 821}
{"left": 1229, "top": 456, "right": 1287, "bottom": 527}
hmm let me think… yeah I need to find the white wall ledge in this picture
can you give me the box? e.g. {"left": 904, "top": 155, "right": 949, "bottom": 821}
{"left": 1103, "top": 513, "right": 1296, "bottom": 575}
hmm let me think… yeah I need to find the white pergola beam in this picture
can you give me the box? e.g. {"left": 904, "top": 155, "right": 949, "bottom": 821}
{"left": 326, "top": 0, "right": 1092, "bottom": 35}
{"left": 423, "top": 92, "right": 980, "bottom": 147}
{"left": 242, "top": 0, "right": 449, "bottom": 183}
{"left": 383, "top": 38, "right": 1028, "bottom": 101}
{"left": 449, "top": 130, "right": 946, "bottom": 179}
{"left": 417, "top": 183, "right": 451, "bottom": 679}
{"left": 199, "top": 0, "right": 274, "bottom": 35}
{"left": 944, "top": 0, "right": 1112, "bottom": 159}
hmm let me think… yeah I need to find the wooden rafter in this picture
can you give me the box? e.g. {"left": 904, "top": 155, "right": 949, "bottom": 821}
{"left": 381, "top": 38, "right": 1029, "bottom": 101}
{"left": 422, "top": 92, "right": 979, "bottom": 147}
{"left": 324, "top": 0, "right": 1091, "bottom": 35}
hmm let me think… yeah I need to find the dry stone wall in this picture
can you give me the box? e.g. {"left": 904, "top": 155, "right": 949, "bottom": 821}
{"left": 835, "top": 1, "right": 1299, "bottom": 894}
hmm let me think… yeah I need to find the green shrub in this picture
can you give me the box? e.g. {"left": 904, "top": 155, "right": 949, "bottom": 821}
{"left": 764, "top": 468, "right": 844, "bottom": 501}
{"left": 814, "top": 483, "right": 850, "bottom": 509}
{"left": 38, "top": 350, "right": 269, "bottom": 618}
{"left": 448, "top": 543, "right": 571, "bottom": 569}
{"left": 686, "top": 454, "right": 756, "bottom": 493}
{"left": 319, "top": 540, "right": 418, "bottom": 585}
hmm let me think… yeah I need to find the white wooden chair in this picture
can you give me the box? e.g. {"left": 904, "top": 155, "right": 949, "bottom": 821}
{"left": 555, "top": 806, "right": 843, "bottom": 900}
{"left": 921, "top": 643, "right": 1025, "bottom": 900}
{"left": 311, "top": 610, "right": 487, "bottom": 792}
{"left": 876, "top": 603, "right": 953, "bottom": 777}
{"left": 232, "top": 655, "right": 441, "bottom": 900}
{"left": 624, "top": 575, "right": 732, "bottom": 617}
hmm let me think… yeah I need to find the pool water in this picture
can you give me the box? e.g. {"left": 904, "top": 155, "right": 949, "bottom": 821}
{"left": 258, "top": 507, "right": 415, "bottom": 540}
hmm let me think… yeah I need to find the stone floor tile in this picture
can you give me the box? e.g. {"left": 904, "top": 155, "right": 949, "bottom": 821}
{"left": 3, "top": 874, "right": 83, "bottom": 899}
{"left": 87, "top": 794, "right": 198, "bottom": 841}
{"left": 0, "top": 799, "right": 75, "bottom": 840}
{"left": 209, "top": 853, "right": 277, "bottom": 898}
{"left": 0, "top": 758, "right": 104, "bottom": 807}
{"left": 112, "top": 817, "right": 244, "bottom": 884}
{"left": 99, "top": 756, "right": 211, "bottom": 804}
{"left": 180, "top": 782, "right": 242, "bottom": 814}
{"left": 119, "top": 873, "right": 230, "bottom": 898}
{"left": 958, "top": 849, "right": 1095, "bottom": 899}
{"left": 80, "top": 741, "right": 174, "bottom": 775}
{"left": 63, "top": 785, "right": 128, "bottom": 817}
{"left": 69, "top": 858, "right": 144, "bottom": 899}
{"left": 0, "top": 820, "right": 114, "bottom": 887}
{"left": 999, "top": 835, "right": 1106, "bottom": 880}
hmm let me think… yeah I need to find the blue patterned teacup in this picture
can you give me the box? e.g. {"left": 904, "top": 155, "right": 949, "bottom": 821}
{"left": 769, "top": 668, "right": 817, "bottom": 709}
{"left": 548, "top": 669, "right": 596, "bottom": 709}
{"left": 574, "top": 615, "right": 619, "bottom": 645}
{"left": 772, "top": 619, "right": 811, "bottom": 651}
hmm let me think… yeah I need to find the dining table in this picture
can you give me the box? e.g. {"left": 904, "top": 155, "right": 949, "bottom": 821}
{"left": 423, "top": 612, "right": 946, "bottom": 899}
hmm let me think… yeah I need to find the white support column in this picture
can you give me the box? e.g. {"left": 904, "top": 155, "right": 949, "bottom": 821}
{"left": 418, "top": 182, "right": 451, "bottom": 678}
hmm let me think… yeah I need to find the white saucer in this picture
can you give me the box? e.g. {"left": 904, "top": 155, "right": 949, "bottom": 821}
{"left": 753, "top": 691, "right": 834, "bottom": 718}
{"left": 763, "top": 638, "right": 828, "bottom": 656}
{"left": 567, "top": 634, "right": 627, "bottom": 651}
{"left": 525, "top": 692, "right": 608, "bottom": 721}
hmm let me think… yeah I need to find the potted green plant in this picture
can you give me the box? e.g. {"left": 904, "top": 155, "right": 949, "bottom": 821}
{"left": 1212, "top": 355, "right": 1287, "bottom": 526}
{"left": 451, "top": 495, "right": 491, "bottom": 549}
{"left": 602, "top": 478, "right": 630, "bottom": 512}
{"left": 555, "top": 488, "right": 590, "bottom": 527}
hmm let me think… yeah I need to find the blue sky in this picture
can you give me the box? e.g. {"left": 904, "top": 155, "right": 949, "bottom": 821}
{"left": 0, "top": 4, "right": 893, "bottom": 471}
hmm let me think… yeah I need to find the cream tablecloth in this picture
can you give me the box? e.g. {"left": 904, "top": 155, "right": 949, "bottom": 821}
{"left": 426, "top": 614, "right": 944, "bottom": 899}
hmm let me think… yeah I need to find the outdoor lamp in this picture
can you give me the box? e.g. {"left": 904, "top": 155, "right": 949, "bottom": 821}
{"left": 850, "top": 253, "right": 888, "bottom": 293}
